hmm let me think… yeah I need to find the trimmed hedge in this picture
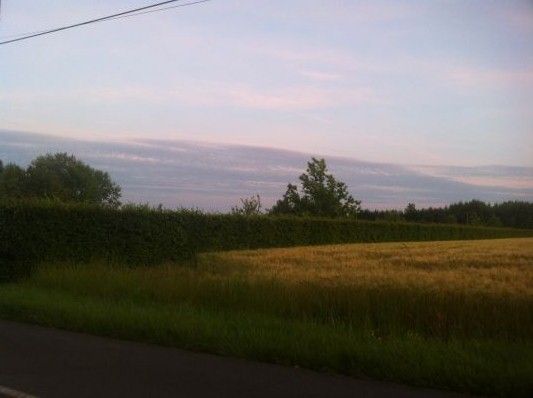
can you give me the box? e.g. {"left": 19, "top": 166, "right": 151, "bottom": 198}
{"left": 1, "top": 202, "right": 532, "bottom": 280}
{"left": 175, "top": 212, "right": 532, "bottom": 252}
{"left": 0, "top": 203, "right": 190, "bottom": 280}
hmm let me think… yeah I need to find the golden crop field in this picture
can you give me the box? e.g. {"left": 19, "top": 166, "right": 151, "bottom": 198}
{"left": 208, "top": 238, "right": 533, "bottom": 296}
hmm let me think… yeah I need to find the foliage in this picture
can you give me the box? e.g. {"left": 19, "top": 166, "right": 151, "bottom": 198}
{"left": 231, "top": 194, "right": 262, "bottom": 216}
{"left": 492, "top": 201, "right": 533, "bottom": 229}
{"left": 0, "top": 202, "right": 190, "bottom": 281}
{"left": 121, "top": 202, "right": 164, "bottom": 212}
{"left": 0, "top": 153, "right": 122, "bottom": 207}
{"left": 360, "top": 200, "right": 533, "bottom": 229}
{"left": 270, "top": 158, "right": 361, "bottom": 217}
{"left": 0, "top": 163, "right": 27, "bottom": 199}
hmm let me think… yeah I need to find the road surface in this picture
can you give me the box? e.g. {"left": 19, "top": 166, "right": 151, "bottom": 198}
{"left": 0, "top": 320, "right": 474, "bottom": 398}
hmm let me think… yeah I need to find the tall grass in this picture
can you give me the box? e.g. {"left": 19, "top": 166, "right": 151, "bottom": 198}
{"left": 1, "top": 238, "right": 532, "bottom": 396}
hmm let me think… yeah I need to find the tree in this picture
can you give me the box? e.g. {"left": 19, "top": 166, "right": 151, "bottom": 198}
{"left": 448, "top": 199, "right": 491, "bottom": 225}
{"left": 0, "top": 153, "right": 122, "bottom": 207}
{"left": 0, "top": 163, "right": 27, "bottom": 199}
{"left": 404, "top": 202, "right": 417, "bottom": 222}
{"left": 231, "top": 194, "right": 262, "bottom": 216}
{"left": 270, "top": 157, "right": 361, "bottom": 218}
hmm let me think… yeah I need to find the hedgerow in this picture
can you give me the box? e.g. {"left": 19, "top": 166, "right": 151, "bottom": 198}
{"left": 0, "top": 202, "right": 189, "bottom": 280}
{"left": 1, "top": 202, "right": 531, "bottom": 280}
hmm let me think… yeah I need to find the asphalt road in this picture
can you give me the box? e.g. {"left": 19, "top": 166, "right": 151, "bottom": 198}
{"left": 0, "top": 320, "right": 474, "bottom": 398}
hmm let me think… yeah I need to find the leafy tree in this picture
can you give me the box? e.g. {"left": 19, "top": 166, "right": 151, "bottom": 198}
{"left": 0, "top": 163, "right": 27, "bottom": 199}
{"left": 270, "top": 158, "right": 361, "bottom": 218}
{"left": 443, "top": 214, "right": 458, "bottom": 224}
{"left": 0, "top": 153, "right": 122, "bottom": 207}
{"left": 448, "top": 199, "right": 491, "bottom": 225}
{"left": 492, "top": 201, "right": 533, "bottom": 229}
{"left": 231, "top": 194, "right": 262, "bottom": 216}
{"left": 404, "top": 202, "right": 417, "bottom": 222}
{"left": 486, "top": 214, "right": 503, "bottom": 227}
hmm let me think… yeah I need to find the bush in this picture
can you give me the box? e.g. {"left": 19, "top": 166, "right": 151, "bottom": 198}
{"left": 1, "top": 202, "right": 531, "bottom": 281}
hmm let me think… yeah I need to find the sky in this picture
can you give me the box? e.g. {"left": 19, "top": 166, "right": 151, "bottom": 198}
{"left": 1, "top": 0, "right": 532, "bottom": 165}
{"left": 0, "top": 1, "right": 532, "bottom": 208}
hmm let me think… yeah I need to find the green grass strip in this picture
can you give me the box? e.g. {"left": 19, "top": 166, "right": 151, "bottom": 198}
{"left": 0, "top": 286, "right": 531, "bottom": 397}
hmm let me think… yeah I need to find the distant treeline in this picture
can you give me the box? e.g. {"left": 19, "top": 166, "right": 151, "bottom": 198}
{"left": 359, "top": 200, "right": 533, "bottom": 230}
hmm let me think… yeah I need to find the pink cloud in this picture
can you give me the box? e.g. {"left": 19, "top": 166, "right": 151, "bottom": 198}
{"left": 224, "top": 85, "right": 380, "bottom": 110}
{"left": 300, "top": 70, "right": 342, "bottom": 81}
{"left": 260, "top": 2, "right": 418, "bottom": 25}
{"left": 446, "top": 66, "right": 533, "bottom": 88}
{"left": 46, "top": 80, "right": 382, "bottom": 111}
{"left": 409, "top": 165, "right": 533, "bottom": 190}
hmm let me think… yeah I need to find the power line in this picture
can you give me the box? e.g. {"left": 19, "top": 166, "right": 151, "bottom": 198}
{"left": 0, "top": 0, "right": 212, "bottom": 44}
{"left": 109, "top": 0, "right": 212, "bottom": 21}
{"left": 0, "top": 28, "right": 50, "bottom": 41}
{"left": 0, "top": 0, "right": 185, "bottom": 42}
{"left": 0, "top": 0, "right": 212, "bottom": 46}
{"left": 0, "top": 0, "right": 210, "bottom": 41}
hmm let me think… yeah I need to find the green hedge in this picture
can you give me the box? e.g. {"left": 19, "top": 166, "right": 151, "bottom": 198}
{"left": 0, "top": 203, "right": 190, "bottom": 280}
{"left": 1, "top": 202, "right": 531, "bottom": 280}
{"left": 175, "top": 212, "right": 532, "bottom": 251}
